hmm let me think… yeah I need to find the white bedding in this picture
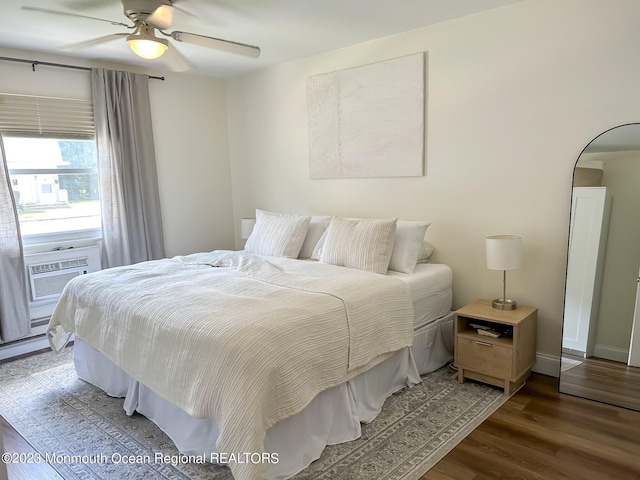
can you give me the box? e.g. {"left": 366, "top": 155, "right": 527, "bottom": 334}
{"left": 48, "top": 250, "right": 415, "bottom": 480}
{"left": 388, "top": 263, "right": 452, "bottom": 328}
{"left": 72, "top": 312, "right": 454, "bottom": 479}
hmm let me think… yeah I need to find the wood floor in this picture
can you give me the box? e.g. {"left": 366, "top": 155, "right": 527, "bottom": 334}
{"left": 423, "top": 373, "right": 640, "bottom": 480}
{"left": 2, "top": 373, "right": 640, "bottom": 479}
{"left": 559, "top": 355, "right": 640, "bottom": 411}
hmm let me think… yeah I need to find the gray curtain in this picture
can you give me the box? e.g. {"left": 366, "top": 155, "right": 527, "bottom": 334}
{"left": 0, "top": 135, "right": 30, "bottom": 343}
{"left": 91, "top": 68, "right": 165, "bottom": 268}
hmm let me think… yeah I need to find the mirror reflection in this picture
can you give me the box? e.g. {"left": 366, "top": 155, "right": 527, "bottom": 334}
{"left": 560, "top": 123, "right": 640, "bottom": 411}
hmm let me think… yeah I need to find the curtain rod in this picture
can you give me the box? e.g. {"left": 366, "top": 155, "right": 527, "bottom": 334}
{"left": 0, "top": 56, "right": 165, "bottom": 81}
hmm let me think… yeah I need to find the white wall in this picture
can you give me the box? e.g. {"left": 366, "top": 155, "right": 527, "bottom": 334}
{"left": 225, "top": 0, "right": 640, "bottom": 372}
{"left": 149, "top": 73, "right": 234, "bottom": 255}
{"left": 0, "top": 46, "right": 234, "bottom": 257}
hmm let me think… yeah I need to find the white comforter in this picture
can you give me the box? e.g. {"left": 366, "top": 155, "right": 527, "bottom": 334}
{"left": 48, "top": 251, "right": 415, "bottom": 480}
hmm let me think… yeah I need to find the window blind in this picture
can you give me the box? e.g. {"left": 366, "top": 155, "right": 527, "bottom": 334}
{"left": 0, "top": 93, "right": 94, "bottom": 139}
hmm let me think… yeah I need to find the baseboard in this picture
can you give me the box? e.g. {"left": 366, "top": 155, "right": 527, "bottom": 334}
{"left": 593, "top": 345, "right": 628, "bottom": 363}
{"left": 0, "top": 335, "right": 51, "bottom": 362}
{"left": 532, "top": 352, "right": 560, "bottom": 378}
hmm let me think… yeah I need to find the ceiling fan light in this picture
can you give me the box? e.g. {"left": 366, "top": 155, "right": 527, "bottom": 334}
{"left": 127, "top": 35, "right": 168, "bottom": 59}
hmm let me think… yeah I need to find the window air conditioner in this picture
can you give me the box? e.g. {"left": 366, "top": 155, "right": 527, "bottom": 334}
{"left": 24, "top": 245, "right": 102, "bottom": 316}
{"left": 28, "top": 257, "right": 90, "bottom": 302}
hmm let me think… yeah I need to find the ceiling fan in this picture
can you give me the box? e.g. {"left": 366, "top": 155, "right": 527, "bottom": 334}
{"left": 21, "top": 0, "right": 261, "bottom": 71}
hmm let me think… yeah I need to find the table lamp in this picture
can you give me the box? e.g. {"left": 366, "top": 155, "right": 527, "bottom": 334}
{"left": 486, "top": 234, "right": 522, "bottom": 310}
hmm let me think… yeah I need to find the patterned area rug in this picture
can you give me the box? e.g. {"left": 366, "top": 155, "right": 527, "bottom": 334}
{"left": 0, "top": 348, "right": 505, "bottom": 480}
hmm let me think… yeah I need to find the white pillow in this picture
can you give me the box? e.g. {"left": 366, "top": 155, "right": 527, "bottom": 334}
{"left": 388, "top": 221, "right": 431, "bottom": 274}
{"left": 298, "top": 215, "right": 332, "bottom": 259}
{"left": 310, "top": 230, "right": 327, "bottom": 260}
{"left": 245, "top": 209, "right": 311, "bottom": 258}
{"left": 320, "top": 217, "right": 397, "bottom": 274}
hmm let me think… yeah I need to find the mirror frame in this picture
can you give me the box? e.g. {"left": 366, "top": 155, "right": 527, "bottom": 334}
{"left": 559, "top": 123, "right": 640, "bottom": 411}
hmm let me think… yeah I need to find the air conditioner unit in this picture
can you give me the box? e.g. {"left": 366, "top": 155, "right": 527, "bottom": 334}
{"left": 24, "top": 245, "right": 102, "bottom": 321}
{"left": 29, "top": 257, "right": 90, "bottom": 302}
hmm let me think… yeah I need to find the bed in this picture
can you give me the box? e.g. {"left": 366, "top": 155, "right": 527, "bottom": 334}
{"left": 47, "top": 213, "right": 453, "bottom": 480}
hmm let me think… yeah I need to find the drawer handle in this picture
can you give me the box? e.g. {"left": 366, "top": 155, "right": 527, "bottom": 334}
{"left": 474, "top": 340, "right": 493, "bottom": 347}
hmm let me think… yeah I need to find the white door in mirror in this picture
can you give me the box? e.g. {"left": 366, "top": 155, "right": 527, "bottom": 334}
{"left": 563, "top": 187, "right": 610, "bottom": 356}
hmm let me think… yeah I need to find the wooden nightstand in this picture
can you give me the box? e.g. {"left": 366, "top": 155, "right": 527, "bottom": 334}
{"left": 455, "top": 299, "right": 537, "bottom": 396}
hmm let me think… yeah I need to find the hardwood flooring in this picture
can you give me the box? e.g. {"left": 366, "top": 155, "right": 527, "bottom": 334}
{"left": 2, "top": 373, "right": 639, "bottom": 479}
{"left": 559, "top": 355, "right": 640, "bottom": 411}
{"left": 423, "top": 373, "right": 640, "bottom": 480}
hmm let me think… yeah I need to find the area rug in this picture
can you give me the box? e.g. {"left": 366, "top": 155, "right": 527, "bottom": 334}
{"left": 0, "top": 348, "right": 505, "bottom": 480}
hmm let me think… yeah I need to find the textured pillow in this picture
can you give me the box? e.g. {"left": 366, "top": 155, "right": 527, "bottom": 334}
{"left": 245, "top": 209, "right": 311, "bottom": 258}
{"left": 417, "top": 241, "right": 435, "bottom": 263}
{"left": 298, "top": 215, "right": 332, "bottom": 259}
{"left": 388, "top": 221, "right": 431, "bottom": 274}
{"left": 320, "top": 217, "right": 397, "bottom": 274}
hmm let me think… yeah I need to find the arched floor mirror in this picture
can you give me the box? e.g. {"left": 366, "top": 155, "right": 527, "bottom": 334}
{"left": 559, "top": 123, "right": 640, "bottom": 411}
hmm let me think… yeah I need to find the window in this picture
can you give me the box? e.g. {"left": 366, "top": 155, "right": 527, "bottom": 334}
{"left": 0, "top": 94, "right": 100, "bottom": 243}
{"left": 5, "top": 136, "right": 100, "bottom": 238}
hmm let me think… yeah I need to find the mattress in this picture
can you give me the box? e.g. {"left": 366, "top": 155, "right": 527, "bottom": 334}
{"left": 388, "top": 263, "right": 453, "bottom": 328}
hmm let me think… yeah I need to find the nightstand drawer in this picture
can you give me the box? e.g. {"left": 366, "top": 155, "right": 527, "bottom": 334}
{"left": 457, "top": 336, "right": 512, "bottom": 377}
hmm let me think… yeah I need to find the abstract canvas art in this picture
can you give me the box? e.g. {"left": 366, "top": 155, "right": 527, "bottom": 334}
{"left": 307, "top": 52, "right": 425, "bottom": 179}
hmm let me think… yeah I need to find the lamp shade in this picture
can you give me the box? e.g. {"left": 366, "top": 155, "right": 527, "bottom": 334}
{"left": 240, "top": 218, "right": 256, "bottom": 240}
{"left": 486, "top": 235, "right": 522, "bottom": 271}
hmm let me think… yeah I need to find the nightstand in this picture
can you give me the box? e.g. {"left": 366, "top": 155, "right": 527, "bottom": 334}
{"left": 455, "top": 299, "right": 537, "bottom": 396}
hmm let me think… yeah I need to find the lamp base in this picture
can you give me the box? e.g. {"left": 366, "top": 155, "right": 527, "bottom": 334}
{"left": 492, "top": 298, "right": 517, "bottom": 310}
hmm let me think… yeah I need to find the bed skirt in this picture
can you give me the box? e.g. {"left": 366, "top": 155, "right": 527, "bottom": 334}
{"left": 72, "top": 312, "right": 454, "bottom": 479}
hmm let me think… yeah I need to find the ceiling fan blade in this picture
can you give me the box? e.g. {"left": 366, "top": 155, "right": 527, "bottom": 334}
{"left": 162, "top": 43, "right": 192, "bottom": 72}
{"left": 147, "top": 5, "right": 173, "bottom": 30}
{"left": 20, "top": 6, "right": 131, "bottom": 28}
{"left": 170, "top": 31, "right": 260, "bottom": 58}
{"left": 171, "top": 4, "right": 197, "bottom": 19}
{"left": 60, "top": 33, "right": 129, "bottom": 51}
{"left": 59, "top": 0, "right": 110, "bottom": 11}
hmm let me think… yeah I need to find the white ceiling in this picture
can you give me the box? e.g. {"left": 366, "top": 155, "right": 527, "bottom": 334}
{"left": 0, "top": 0, "right": 523, "bottom": 78}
